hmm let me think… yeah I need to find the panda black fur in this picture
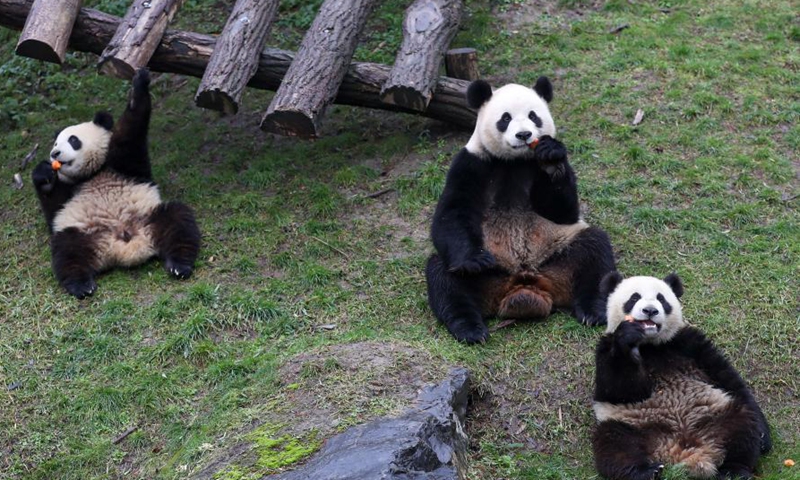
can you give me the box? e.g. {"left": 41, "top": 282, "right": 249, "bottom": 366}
{"left": 592, "top": 273, "right": 771, "bottom": 480}
{"left": 31, "top": 69, "right": 200, "bottom": 299}
{"left": 425, "top": 77, "right": 615, "bottom": 344}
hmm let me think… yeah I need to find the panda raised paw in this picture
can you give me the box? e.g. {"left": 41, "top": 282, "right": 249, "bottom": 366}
{"left": 534, "top": 136, "right": 569, "bottom": 177}
{"left": 129, "top": 68, "right": 151, "bottom": 109}
{"left": 32, "top": 161, "right": 57, "bottom": 193}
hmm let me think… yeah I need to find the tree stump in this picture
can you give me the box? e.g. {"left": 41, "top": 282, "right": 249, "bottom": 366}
{"left": 194, "top": 0, "right": 279, "bottom": 114}
{"left": 98, "top": 0, "right": 184, "bottom": 79}
{"left": 445, "top": 47, "right": 479, "bottom": 81}
{"left": 380, "top": 0, "right": 463, "bottom": 112}
{"left": 15, "top": 0, "right": 82, "bottom": 64}
{"left": 260, "top": 0, "right": 379, "bottom": 138}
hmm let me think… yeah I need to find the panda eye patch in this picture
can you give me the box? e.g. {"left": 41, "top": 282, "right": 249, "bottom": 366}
{"left": 623, "top": 293, "right": 641, "bottom": 313}
{"left": 528, "top": 111, "right": 543, "bottom": 128}
{"left": 68, "top": 135, "right": 82, "bottom": 150}
{"left": 496, "top": 112, "right": 512, "bottom": 132}
{"left": 656, "top": 293, "right": 673, "bottom": 315}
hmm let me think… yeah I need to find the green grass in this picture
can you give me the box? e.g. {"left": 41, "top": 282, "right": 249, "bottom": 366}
{"left": 1, "top": 0, "right": 798, "bottom": 478}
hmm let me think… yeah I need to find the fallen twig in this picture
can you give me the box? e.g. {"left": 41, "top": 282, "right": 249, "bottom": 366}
{"left": 608, "top": 23, "right": 630, "bottom": 34}
{"left": 113, "top": 426, "right": 139, "bottom": 445}
{"left": 311, "top": 236, "right": 350, "bottom": 259}
{"left": 366, "top": 188, "right": 395, "bottom": 199}
{"left": 21, "top": 143, "right": 38, "bottom": 169}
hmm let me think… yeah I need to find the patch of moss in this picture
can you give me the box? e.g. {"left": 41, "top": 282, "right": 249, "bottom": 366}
{"left": 249, "top": 427, "right": 321, "bottom": 473}
{"left": 212, "top": 465, "right": 257, "bottom": 480}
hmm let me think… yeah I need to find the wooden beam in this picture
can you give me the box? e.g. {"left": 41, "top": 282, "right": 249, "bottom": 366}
{"left": 380, "top": 0, "right": 463, "bottom": 112}
{"left": 445, "top": 47, "right": 479, "bottom": 81}
{"left": 260, "top": 0, "right": 379, "bottom": 138}
{"left": 15, "top": 0, "right": 82, "bottom": 64}
{"left": 0, "top": 0, "right": 477, "bottom": 131}
{"left": 195, "top": 0, "right": 279, "bottom": 114}
{"left": 98, "top": 0, "right": 184, "bottom": 80}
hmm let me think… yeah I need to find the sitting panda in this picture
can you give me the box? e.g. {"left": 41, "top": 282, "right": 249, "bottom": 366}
{"left": 31, "top": 68, "right": 200, "bottom": 299}
{"left": 425, "top": 77, "right": 615, "bottom": 343}
{"left": 592, "top": 273, "right": 771, "bottom": 480}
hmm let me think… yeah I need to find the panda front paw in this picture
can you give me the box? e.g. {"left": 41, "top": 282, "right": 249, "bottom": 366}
{"left": 64, "top": 277, "right": 97, "bottom": 299}
{"left": 447, "top": 318, "right": 490, "bottom": 345}
{"left": 614, "top": 320, "right": 646, "bottom": 361}
{"left": 165, "top": 259, "right": 193, "bottom": 280}
{"left": 534, "top": 136, "right": 568, "bottom": 177}
{"left": 32, "top": 161, "right": 57, "bottom": 193}
{"left": 129, "top": 68, "right": 151, "bottom": 109}
{"left": 448, "top": 250, "right": 497, "bottom": 274}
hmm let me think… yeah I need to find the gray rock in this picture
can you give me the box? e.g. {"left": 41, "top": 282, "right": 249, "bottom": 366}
{"left": 267, "top": 367, "right": 470, "bottom": 480}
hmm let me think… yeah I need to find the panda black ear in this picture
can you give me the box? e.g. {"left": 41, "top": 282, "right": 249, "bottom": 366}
{"left": 93, "top": 111, "right": 114, "bottom": 131}
{"left": 663, "top": 273, "right": 684, "bottom": 298}
{"left": 467, "top": 80, "right": 493, "bottom": 109}
{"left": 533, "top": 76, "right": 553, "bottom": 103}
{"left": 599, "top": 271, "right": 623, "bottom": 298}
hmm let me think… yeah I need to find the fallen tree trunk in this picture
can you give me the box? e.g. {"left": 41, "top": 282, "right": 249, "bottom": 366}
{"left": 260, "top": 0, "right": 379, "bottom": 137}
{"left": 98, "top": 0, "right": 185, "bottom": 79}
{"left": 445, "top": 47, "right": 479, "bottom": 81}
{"left": 195, "top": 0, "right": 279, "bottom": 114}
{"left": 15, "top": 0, "right": 82, "bottom": 64}
{"left": 380, "top": 0, "right": 463, "bottom": 112}
{"left": 0, "top": 0, "right": 476, "bottom": 131}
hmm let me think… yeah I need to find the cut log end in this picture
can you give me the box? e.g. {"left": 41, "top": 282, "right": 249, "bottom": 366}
{"left": 98, "top": 58, "right": 136, "bottom": 80}
{"left": 195, "top": 89, "right": 239, "bottom": 115}
{"left": 380, "top": 85, "right": 431, "bottom": 112}
{"left": 260, "top": 110, "right": 318, "bottom": 138}
{"left": 15, "top": 39, "right": 64, "bottom": 64}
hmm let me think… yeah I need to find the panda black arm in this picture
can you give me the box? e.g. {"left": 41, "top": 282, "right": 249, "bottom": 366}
{"left": 31, "top": 160, "right": 76, "bottom": 231}
{"left": 673, "top": 327, "right": 772, "bottom": 450}
{"left": 106, "top": 68, "right": 153, "bottom": 182}
{"left": 530, "top": 136, "right": 580, "bottom": 224}
{"left": 594, "top": 323, "right": 653, "bottom": 404}
{"left": 431, "top": 149, "right": 494, "bottom": 273}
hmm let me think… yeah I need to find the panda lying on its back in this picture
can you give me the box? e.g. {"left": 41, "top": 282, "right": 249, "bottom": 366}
{"left": 592, "top": 273, "right": 771, "bottom": 480}
{"left": 426, "top": 77, "right": 615, "bottom": 344}
{"left": 32, "top": 68, "right": 200, "bottom": 299}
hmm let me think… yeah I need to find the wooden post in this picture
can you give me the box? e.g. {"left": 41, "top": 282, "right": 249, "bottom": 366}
{"left": 380, "top": 0, "right": 463, "bottom": 112}
{"left": 445, "top": 47, "right": 479, "bottom": 81}
{"left": 98, "top": 0, "right": 185, "bottom": 80}
{"left": 15, "top": 0, "right": 82, "bottom": 64}
{"left": 194, "top": 0, "right": 279, "bottom": 114}
{"left": 260, "top": 0, "right": 379, "bottom": 138}
{"left": 0, "top": 0, "right": 478, "bottom": 131}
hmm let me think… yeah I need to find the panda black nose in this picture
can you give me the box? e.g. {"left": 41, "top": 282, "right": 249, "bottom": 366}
{"left": 51, "top": 150, "right": 61, "bottom": 159}
{"left": 642, "top": 307, "right": 659, "bottom": 318}
{"left": 516, "top": 131, "right": 533, "bottom": 141}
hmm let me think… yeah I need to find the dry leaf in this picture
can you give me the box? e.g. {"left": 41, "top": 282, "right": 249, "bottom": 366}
{"left": 632, "top": 109, "right": 644, "bottom": 126}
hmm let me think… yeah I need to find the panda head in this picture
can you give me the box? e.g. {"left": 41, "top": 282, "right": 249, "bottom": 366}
{"left": 50, "top": 112, "right": 114, "bottom": 183}
{"left": 465, "top": 76, "right": 556, "bottom": 160}
{"left": 600, "top": 272, "right": 686, "bottom": 344}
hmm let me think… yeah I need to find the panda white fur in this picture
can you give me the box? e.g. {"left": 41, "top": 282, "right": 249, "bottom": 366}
{"left": 592, "top": 273, "right": 771, "bottom": 480}
{"left": 32, "top": 69, "right": 200, "bottom": 299}
{"left": 425, "top": 77, "right": 615, "bottom": 344}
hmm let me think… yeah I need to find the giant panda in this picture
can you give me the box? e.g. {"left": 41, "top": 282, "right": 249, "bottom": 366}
{"left": 31, "top": 68, "right": 200, "bottom": 299}
{"left": 425, "top": 77, "right": 616, "bottom": 344}
{"left": 592, "top": 273, "right": 771, "bottom": 480}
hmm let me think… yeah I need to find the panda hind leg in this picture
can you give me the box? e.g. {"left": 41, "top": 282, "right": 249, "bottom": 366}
{"left": 594, "top": 420, "right": 664, "bottom": 480}
{"left": 149, "top": 201, "right": 200, "bottom": 279}
{"left": 426, "top": 254, "right": 489, "bottom": 344}
{"left": 51, "top": 228, "right": 99, "bottom": 299}
{"left": 546, "top": 226, "right": 615, "bottom": 326}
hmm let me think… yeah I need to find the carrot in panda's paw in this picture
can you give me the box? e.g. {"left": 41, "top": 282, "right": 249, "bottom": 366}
{"left": 528, "top": 138, "right": 540, "bottom": 149}
{"left": 51, "top": 160, "right": 62, "bottom": 171}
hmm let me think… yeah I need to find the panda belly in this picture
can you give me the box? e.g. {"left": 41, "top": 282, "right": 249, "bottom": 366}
{"left": 593, "top": 371, "right": 734, "bottom": 477}
{"left": 53, "top": 171, "right": 162, "bottom": 270}
{"left": 480, "top": 210, "right": 587, "bottom": 318}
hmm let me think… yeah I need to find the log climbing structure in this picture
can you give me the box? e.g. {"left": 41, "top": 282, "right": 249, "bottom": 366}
{"left": 0, "top": 0, "right": 481, "bottom": 137}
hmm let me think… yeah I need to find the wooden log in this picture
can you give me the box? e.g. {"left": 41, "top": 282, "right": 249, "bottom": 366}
{"left": 445, "top": 47, "right": 479, "bottom": 81}
{"left": 195, "top": 0, "right": 279, "bottom": 114}
{"left": 260, "top": 0, "right": 379, "bottom": 138}
{"left": 98, "top": 0, "right": 185, "bottom": 80}
{"left": 15, "top": 0, "right": 82, "bottom": 63}
{"left": 380, "top": 0, "right": 463, "bottom": 112}
{"left": 0, "top": 0, "right": 477, "bottom": 131}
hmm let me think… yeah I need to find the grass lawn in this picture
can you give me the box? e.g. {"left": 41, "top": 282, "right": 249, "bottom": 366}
{"left": 0, "top": 0, "right": 797, "bottom": 478}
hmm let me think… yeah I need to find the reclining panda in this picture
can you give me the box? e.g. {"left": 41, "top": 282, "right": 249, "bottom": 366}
{"left": 426, "top": 77, "right": 616, "bottom": 343}
{"left": 32, "top": 68, "right": 200, "bottom": 299}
